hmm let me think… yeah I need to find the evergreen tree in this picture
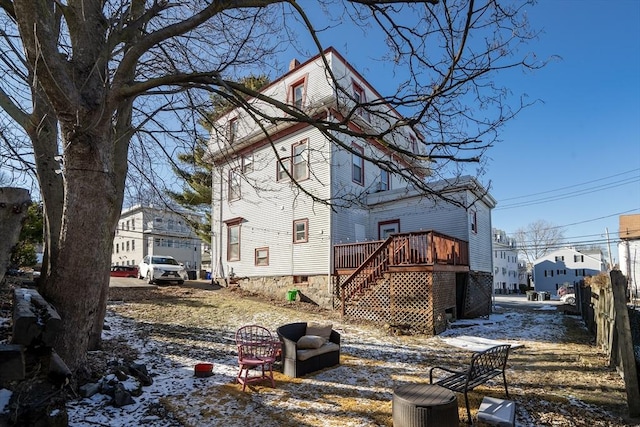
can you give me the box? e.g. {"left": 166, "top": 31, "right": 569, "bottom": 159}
{"left": 168, "top": 75, "right": 270, "bottom": 243}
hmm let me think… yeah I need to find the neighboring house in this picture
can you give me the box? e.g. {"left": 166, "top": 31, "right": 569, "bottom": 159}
{"left": 491, "top": 229, "right": 519, "bottom": 294}
{"left": 618, "top": 214, "right": 640, "bottom": 299}
{"left": 531, "top": 248, "right": 605, "bottom": 294}
{"left": 112, "top": 205, "right": 203, "bottom": 274}
{"left": 207, "top": 48, "right": 496, "bottom": 332}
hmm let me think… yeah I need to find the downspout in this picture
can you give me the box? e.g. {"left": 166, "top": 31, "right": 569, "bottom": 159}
{"left": 218, "top": 167, "right": 225, "bottom": 285}
{"left": 324, "top": 107, "right": 334, "bottom": 303}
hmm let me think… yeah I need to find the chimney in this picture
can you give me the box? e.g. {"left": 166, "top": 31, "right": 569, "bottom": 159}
{"left": 289, "top": 59, "right": 300, "bottom": 71}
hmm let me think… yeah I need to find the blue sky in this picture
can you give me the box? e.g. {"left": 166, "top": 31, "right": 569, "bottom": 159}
{"left": 279, "top": 1, "right": 640, "bottom": 263}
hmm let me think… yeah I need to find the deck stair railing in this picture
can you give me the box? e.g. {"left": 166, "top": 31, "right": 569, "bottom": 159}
{"left": 339, "top": 236, "right": 393, "bottom": 311}
{"left": 335, "top": 231, "right": 469, "bottom": 314}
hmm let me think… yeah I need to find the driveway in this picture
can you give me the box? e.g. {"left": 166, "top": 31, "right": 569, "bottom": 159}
{"left": 108, "top": 276, "right": 213, "bottom": 289}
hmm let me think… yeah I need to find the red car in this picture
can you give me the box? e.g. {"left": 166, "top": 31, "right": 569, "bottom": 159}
{"left": 110, "top": 265, "right": 139, "bottom": 278}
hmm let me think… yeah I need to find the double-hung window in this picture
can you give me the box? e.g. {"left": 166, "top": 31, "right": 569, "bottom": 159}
{"left": 292, "top": 141, "right": 309, "bottom": 180}
{"left": 277, "top": 139, "right": 309, "bottom": 181}
{"left": 293, "top": 219, "right": 309, "bottom": 243}
{"left": 255, "top": 248, "right": 269, "bottom": 266}
{"left": 469, "top": 210, "right": 477, "bottom": 233}
{"left": 352, "top": 82, "right": 369, "bottom": 121}
{"left": 379, "top": 168, "right": 389, "bottom": 191}
{"left": 225, "top": 217, "right": 244, "bottom": 262}
{"left": 352, "top": 144, "right": 364, "bottom": 185}
{"left": 228, "top": 168, "right": 241, "bottom": 201}
{"left": 290, "top": 79, "right": 305, "bottom": 110}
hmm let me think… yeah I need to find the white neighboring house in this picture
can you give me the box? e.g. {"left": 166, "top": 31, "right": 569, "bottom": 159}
{"left": 618, "top": 214, "right": 640, "bottom": 299}
{"left": 207, "top": 48, "right": 496, "bottom": 314}
{"left": 112, "top": 205, "right": 203, "bottom": 275}
{"left": 491, "top": 229, "right": 519, "bottom": 294}
{"left": 531, "top": 248, "right": 605, "bottom": 295}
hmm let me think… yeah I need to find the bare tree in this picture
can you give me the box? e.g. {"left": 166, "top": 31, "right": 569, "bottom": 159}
{"left": 0, "top": 0, "right": 542, "bottom": 373}
{"left": 514, "top": 220, "right": 566, "bottom": 265}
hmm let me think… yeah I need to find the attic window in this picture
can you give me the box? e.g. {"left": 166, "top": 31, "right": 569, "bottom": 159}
{"left": 289, "top": 77, "right": 307, "bottom": 110}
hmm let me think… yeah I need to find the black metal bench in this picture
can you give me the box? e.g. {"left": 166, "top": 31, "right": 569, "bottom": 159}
{"left": 429, "top": 344, "right": 511, "bottom": 424}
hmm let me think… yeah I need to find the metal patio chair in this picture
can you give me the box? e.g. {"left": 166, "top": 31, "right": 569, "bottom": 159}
{"left": 235, "top": 324, "right": 280, "bottom": 391}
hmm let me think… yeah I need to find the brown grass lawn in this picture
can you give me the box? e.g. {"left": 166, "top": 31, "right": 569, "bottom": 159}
{"left": 102, "top": 284, "right": 637, "bottom": 427}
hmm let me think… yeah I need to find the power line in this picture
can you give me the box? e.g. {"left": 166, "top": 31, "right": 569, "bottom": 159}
{"left": 496, "top": 176, "right": 639, "bottom": 210}
{"left": 499, "top": 168, "right": 640, "bottom": 202}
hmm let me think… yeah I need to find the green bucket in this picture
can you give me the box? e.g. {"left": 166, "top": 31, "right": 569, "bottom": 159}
{"left": 286, "top": 289, "right": 298, "bottom": 301}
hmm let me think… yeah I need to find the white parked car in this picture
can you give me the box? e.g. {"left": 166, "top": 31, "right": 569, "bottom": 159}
{"left": 561, "top": 293, "right": 576, "bottom": 305}
{"left": 138, "top": 255, "right": 188, "bottom": 285}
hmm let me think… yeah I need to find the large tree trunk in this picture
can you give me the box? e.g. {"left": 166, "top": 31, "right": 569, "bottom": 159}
{"left": 41, "top": 128, "right": 124, "bottom": 371}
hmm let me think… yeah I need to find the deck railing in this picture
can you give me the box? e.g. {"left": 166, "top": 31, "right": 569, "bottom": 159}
{"left": 334, "top": 230, "right": 468, "bottom": 271}
{"left": 335, "top": 231, "right": 469, "bottom": 314}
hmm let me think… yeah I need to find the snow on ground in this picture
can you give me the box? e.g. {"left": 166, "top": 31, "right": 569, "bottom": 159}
{"left": 59, "top": 295, "right": 585, "bottom": 427}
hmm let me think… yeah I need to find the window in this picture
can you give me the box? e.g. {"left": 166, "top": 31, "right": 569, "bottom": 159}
{"left": 131, "top": 219, "right": 135, "bottom": 230}
{"left": 126, "top": 220, "right": 130, "bottom": 231}
{"left": 293, "top": 219, "right": 309, "bottom": 243}
{"left": 228, "top": 168, "right": 241, "bottom": 200}
{"left": 255, "top": 247, "right": 269, "bottom": 266}
{"left": 555, "top": 256, "right": 565, "bottom": 262}
{"left": 574, "top": 255, "right": 584, "bottom": 262}
{"left": 379, "top": 168, "right": 389, "bottom": 191}
{"left": 409, "top": 136, "right": 418, "bottom": 154}
{"left": 277, "top": 158, "right": 291, "bottom": 181}
{"left": 242, "top": 154, "right": 253, "bottom": 173}
{"left": 131, "top": 240, "right": 135, "bottom": 251}
{"left": 469, "top": 210, "right": 477, "bottom": 233}
{"left": 228, "top": 117, "right": 238, "bottom": 143}
{"left": 290, "top": 79, "right": 305, "bottom": 110}
{"left": 292, "top": 140, "right": 309, "bottom": 180}
{"left": 116, "top": 243, "right": 119, "bottom": 253}
{"left": 126, "top": 241, "right": 129, "bottom": 251}
{"left": 228, "top": 225, "right": 240, "bottom": 261}
{"left": 352, "top": 82, "right": 369, "bottom": 121}
{"left": 352, "top": 144, "right": 364, "bottom": 185}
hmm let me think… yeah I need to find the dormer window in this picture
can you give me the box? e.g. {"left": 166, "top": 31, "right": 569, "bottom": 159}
{"left": 352, "top": 82, "right": 370, "bottom": 121}
{"left": 290, "top": 78, "right": 306, "bottom": 110}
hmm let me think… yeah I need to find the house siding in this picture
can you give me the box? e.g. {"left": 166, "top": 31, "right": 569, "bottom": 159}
{"left": 206, "top": 48, "right": 497, "bottom": 317}
{"left": 532, "top": 248, "right": 605, "bottom": 294}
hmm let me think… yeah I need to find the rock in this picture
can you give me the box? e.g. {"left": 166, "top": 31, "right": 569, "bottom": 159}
{"left": 129, "top": 362, "right": 153, "bottom": 386}
{"left": 0, "top": 344, "right": 25, "bottom": 385}
{"left": 112, "top": 383, "right": 134, "bottom": 407}
{"left": 79, "top": 383, "right": 100, "bottom": 398}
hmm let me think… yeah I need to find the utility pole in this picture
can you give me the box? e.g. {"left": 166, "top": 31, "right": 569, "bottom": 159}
{"left": 605, "top": 227, "right": 614, "bottom": 270}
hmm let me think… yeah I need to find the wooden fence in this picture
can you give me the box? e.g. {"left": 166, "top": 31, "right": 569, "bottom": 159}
{"left": 575, "top": 270, "right": 640, "bottom": 418}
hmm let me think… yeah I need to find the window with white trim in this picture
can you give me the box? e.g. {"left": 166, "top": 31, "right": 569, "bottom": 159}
{"left": 228, "top": 224, "right": 240, "bottom": 261}
{"left": 290, "top": 79, "right": 305, "bottom": 110}
{"left": 352, "top": 144, "right": 364, "bottom": 185}
{"left": 292, "top": 140, "right": 309, "bottom": 180}
{"left": 228, "top": 168, "right": 241, "bottom": 201}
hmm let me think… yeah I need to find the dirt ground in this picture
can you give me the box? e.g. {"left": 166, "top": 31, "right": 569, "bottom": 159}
{"left": 2, "top": 278, "right": 639, "bottom": 426}
{"left": 103, "top": 283, "right": 639, "bottom": 427}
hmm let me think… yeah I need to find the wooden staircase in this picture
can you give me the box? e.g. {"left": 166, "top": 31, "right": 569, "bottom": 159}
{"left": 334, "top": 231, "right": 469, "bottom": 316}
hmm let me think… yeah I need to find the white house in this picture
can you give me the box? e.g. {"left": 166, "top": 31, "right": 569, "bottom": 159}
{"left": 207, "top": 48, "right": 496, "bottom": 324}
{"left": 618, "top": 214, "right": 640, "bottom": 299}
{"left": 112, "top": 205, "right": 203, "bottom": 275}
{"left": 491, "top": 229, "right": 519, "bottom": 294}
{"left": 531, "top": 248, "right": 605, "bottom": 294}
